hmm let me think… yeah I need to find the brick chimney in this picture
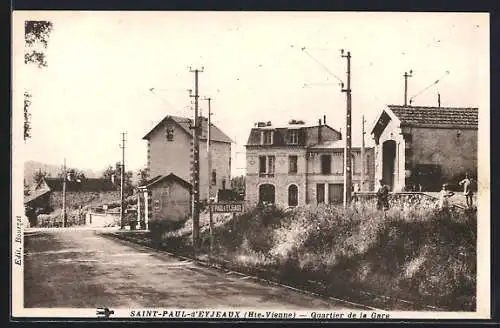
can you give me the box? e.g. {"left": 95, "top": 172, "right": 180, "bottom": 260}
{"left": 318, "top": 118, "right": 322, "bottom": 144}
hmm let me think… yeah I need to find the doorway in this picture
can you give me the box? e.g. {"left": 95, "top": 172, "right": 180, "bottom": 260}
{"left": 259, "top": 184, "right": 275, "bottom": 205}
{"left": 382, "top": 140, "right": 396, "bottom": 190}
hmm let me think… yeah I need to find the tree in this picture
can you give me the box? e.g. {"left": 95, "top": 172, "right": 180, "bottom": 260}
{"left": 231, "top": 175, "right": 245, "bottom": 195}
{"left": 24, "top": 179, "right": 31, "bottom": 196}
{"left": 33, "top": 169, "right": 49, "bottom": 185}
{"left": 101, "top": 164, "right": 134, "bottom": 195}
{"left": 24, "top": 20, "right": 53, "bottom": 141}
{"left": 137, "top": 168, "right": 150, "bottom": 187}
{"left": 58, "top": 168, "right": 86, "bottom": 181}
{"left": 25, "top": 20, "right": 53, "bottom": 68}
{"left": 101, "top": 165, "right": 116, "bottom": 181}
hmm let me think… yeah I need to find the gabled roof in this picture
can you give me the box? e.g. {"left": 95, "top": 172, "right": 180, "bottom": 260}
{"left": 145, "top": 173, "right": 192, "bottom": 190}
{"left": 142, "top": 115, "right": 233, "bottom": 144}
{"left": 24, "top": 188, "right": 50, "bottom": 205}
{"left": 44, "top": 178, "right": 117, "bottom": 192}
{"left": 245, "top": 124, "right": 341, "bottom": 147}
{"left": 385, "top": 105, "right": 478, "bottom": 129}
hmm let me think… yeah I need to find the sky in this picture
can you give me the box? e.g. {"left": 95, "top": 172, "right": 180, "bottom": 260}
{"left": 13, "top": 11, "right": 489, "bottom": 177}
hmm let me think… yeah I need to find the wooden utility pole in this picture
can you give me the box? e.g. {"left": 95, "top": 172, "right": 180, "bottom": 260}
{"left": 189, "top": 67, "right": 203, "bottom": 255}
{"left": 341, "top": 49, "right": 352, "bottom": 206}
{"left": 62, "top": 158, "right": 67, "bottom": 227}
{"left": 361, "top": 115, "right": 366, "bottom": 192}
{"left": 404, "top": 70, "right": 413, "bottom": 106}
{"left": 120, "top": 132, "right": 126, "bottom": 229}
{"left": 437, "top": 93, "right": 441, "bottom": 107}
{"left": 204, "top": 96, "right": 214, "bottom": 257}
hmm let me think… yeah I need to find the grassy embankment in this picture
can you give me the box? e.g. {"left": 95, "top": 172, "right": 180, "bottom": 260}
{"left": 127, "top": 199, "right": 477, "bottom": 311}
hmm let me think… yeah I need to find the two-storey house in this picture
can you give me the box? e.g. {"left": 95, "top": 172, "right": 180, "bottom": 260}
{"left": 245, "top": 118, "right": 375, "bottom": 208}
{"left": 142, "top": 114, "right": 233, "bottom": 201}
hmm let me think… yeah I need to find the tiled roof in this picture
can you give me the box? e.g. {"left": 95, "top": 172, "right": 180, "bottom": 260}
{"left": 387, "top": 105, "right": 478, "bottom": 129}
{"left": 143, "top": 115, "right": 233, "bottom": 143}
{"left": 24, "top": 188, "right": 50, "bottom": 204}
{"left": 44, "top": 178, "right": 117, "bottom": 192}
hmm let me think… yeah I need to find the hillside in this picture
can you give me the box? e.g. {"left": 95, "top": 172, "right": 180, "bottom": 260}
{"left": 24, "top": 160, "right": 102, "bottom": 185}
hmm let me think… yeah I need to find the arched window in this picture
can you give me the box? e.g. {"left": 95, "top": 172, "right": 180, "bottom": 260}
{"left": 288, "top": 184, "right": 298, "bottom": 207}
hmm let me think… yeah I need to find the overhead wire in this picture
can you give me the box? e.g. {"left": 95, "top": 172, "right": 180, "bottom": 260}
{"left": 409, "top": 71, "right": 450, "bottom": 104}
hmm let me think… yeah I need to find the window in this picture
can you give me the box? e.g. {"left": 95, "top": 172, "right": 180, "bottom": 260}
{"left": 332, "top": 153, "right": 344, "bottom": 174}
{"left": 259, "top": 155, "right": 275, "bottom": 177}
{"left": 259, "top": 156, "right": 266, "bottom": 174}
{"left": 289, "top": 155, "right": 298, "bottom": 174}
{"left": 288, "top": 184, "right": 298, "bottom": 206}
{"left": 262, "top": 130, "right": 274, "bottom": 145}
{"left": 289, "top": 130, "right": 298, "bottom": 144}
{"left": 166, "top": 127, "right": 174, "bottom": 141}
{"left": 316, "top": 184, "right": 325, "bottom": 203}
{"left": 321, "top": 155, "right": 331, "bottom": 174}
{"left": 267, "top": 156, "right": 275, "bottom": 174}
{"left": 211, "top": 170, "right": 217, "bottom": 186}
{"left": 365, "top": 154, "right": 370, "bottom": 174}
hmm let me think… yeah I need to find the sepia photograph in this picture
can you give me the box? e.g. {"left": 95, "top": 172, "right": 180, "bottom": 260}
{"left": 11, "top": 11, "right": 490, "bottom": 320}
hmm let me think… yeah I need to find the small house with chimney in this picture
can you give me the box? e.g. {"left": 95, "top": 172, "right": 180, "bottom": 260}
{"left": 370, "top": 105, "right": 478, "bottom": 191}
{"left": 245, "top": 117, "right": 375, "bottom": 208}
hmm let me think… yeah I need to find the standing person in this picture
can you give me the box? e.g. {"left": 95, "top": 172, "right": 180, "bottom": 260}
{"left": 459, "top": 173, "right": 474, "bottom": 208}
{"left": 439, "top": 183, "right": 455, "bottom": 210}
{"left": 376, "top": 179, "right": 389, "bottom": 211}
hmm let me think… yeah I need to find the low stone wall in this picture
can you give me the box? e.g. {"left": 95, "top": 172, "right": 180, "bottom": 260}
{"left": 86, "top": 212, "right": 120, "bottom": 227}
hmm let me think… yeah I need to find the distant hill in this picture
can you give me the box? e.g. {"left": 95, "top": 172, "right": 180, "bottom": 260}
{"left": 24, "top": 160, "right": 102, "bottom": 185}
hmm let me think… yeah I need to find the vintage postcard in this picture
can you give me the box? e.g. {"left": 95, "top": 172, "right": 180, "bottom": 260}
{"left": 11, "top": 11, "right": 490, "bottom": 320}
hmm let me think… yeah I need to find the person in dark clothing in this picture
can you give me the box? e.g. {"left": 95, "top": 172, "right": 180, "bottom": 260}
{"left": 376, "top": 179, "right": 389, "bottom": 211}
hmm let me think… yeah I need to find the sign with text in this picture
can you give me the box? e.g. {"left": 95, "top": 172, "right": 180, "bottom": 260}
{"left": 210, "top": 202, "right": 244, "bottom": 213}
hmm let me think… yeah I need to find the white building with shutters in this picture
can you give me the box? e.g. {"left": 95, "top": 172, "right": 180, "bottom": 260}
{"left": 245, "top": 118, "right": 375, "bottom": 208}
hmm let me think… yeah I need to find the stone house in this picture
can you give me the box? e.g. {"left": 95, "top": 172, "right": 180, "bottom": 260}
{"left": 370, "top": 105, "right": 478, "bottom": 191}
{"left": 24, "top": 176, "right": 119, "bottom": 224}
{"left": 144, "top": 173, "right": 192, "bottom": 226}
{"left": 142, "top": 114, "right": 233, "bottom": 201}
{"left": 245, "top": 118, "right": 375, "bottom": 208}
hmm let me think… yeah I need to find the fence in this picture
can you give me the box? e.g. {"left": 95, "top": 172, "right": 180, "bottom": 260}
{"left": 353, "top": 191, "right": 466, "bottom": 210}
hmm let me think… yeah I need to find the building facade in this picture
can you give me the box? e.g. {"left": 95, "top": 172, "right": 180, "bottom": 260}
{"left": 143, "top": 115, "right": 233, "bottom": 201}
{"left": 371, "top": 105, "right": 478, "bottom": 191}
{"left": 245, "top": 119, "right": 375, "bottom": 208}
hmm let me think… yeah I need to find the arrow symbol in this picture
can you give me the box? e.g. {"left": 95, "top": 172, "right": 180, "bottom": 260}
{"left": 96, "top": 307, "right": 114, "bottom": 318}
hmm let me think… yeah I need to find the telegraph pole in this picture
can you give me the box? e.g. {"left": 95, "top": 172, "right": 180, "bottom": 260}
{"left": 120, "top": 132, "right": 127, "bottom": 229}
{"left": 189, "top": 67, "right": 203, "bottom": 255}
{"left": 341, "top": 49, "right": 352, "bottom": 206}
{"left": 361, "top": 115, "right": 366, "bottom": 192}
{"left": 62, "top": 158, "right": 67, "bottom": 227}
{"left": 404, "top": 70, "right": 413, "bottom": 106}
{"left": 204, "top": 96, "right": 214, "bottom": 258}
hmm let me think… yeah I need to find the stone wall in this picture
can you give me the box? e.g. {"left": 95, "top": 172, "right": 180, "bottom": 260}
{"left": 410, "top": 127, "right": 477, "bottom": 181}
